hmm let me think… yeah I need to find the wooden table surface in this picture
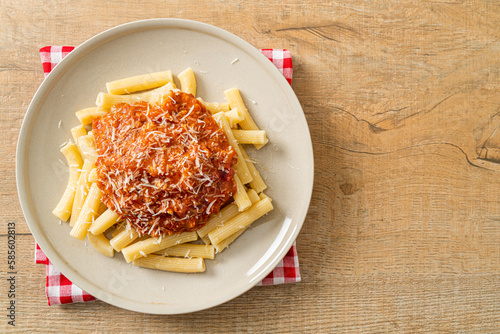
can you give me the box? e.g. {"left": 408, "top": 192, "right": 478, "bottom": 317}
{"left": 1, "top": 0, "right": 499, "bottom": 332}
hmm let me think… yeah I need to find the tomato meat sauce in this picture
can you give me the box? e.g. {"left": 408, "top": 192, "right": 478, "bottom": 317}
{"left": 93, "top": 90, "right": 237, "bottom": 236}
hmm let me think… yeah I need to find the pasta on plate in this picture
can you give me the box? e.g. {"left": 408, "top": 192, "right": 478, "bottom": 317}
{"left": 53, "top": 68, "right": 273, "bottom": 273}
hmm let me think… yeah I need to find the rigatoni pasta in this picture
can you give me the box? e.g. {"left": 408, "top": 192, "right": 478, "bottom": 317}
{"left": 77, "top": 134, "right": 98, "bottom": 163}
{"left": 204, "top": 101, "right": 230, "bottom": 114}
{"left": 239, "top": 145, "right": 267, "bottom": 194}
{"left": 106, "top": 70, "right": 173, "bottom": 95}
{"left": 232, "top": 130, "right": 267, "bottom": 145}
{"left": 133, "top": 255, "right": 205, "bottom": 273}
{"left": 53, "top": 67, "right": 273, "bottom": 273}
{"left": 70, "top": 159, "right": 94, "bottom": 227}
{"left": 89, "top": 208, "right": 120, "bottom": 235}
{"left": 121, "top": 232, "right": 198, "bottom": 263}
{"left": 212, "top": 112, "right": 253, "bottom": 184}
{"left": 177, "top": 67, "right": 196, "bottom": 96}
{"left": 52, "top": 142, "right": 83, "bottom": 222}
{"left": 75, "top": 107, "right": 106, "bottom": 126}
{"left": 232, "top": 174, "right": 252, "bottom": 212}
{"left": 87, "top": 232, "right": 114, "bottom": 257}
{"left": 196, "top": 189, "right": 259, "bottom": 239}
{"left": 154, "top": 244, "right": 215, "bottom": 260}
{"left": 96, "top": 82, "right": 177, "bottom": 111}
{"left": 110, "top": 226, "right": 140, "bottom": 252}
{"left": 225, "top": 108, "right": 244, "bottom": 128}
{"left": 208, "top": 197, "right": 274, "bottom": 247}
{"left": 70, "top": 124, "right": 87, "bottom": 144}
{"left": 69, "top": 182, "right": 102, "bottom": 240}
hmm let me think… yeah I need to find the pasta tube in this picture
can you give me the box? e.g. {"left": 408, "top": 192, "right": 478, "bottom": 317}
{"left": 224, "top": 108, "right": 244, "bottom": 128}
{"left": 89, "top": 209, "right": 120, "bottom": 235}
{"left": 177, "top": 67, "right": 196, "bottom": 96}
{"left": 224, "top": 88, "right": 256, "bottom": 130}
{"left": 121, "top": 232, "right": 198, "bottom": 263}
{"left": 239, "top": 145, "right": 267, "bottom": 194}
{"left": 69, "top": 183, "right": 102, "bottom": 240}
{"left": 208, "top": 197, "right": 273, "bottom": 247}
{"left": 224, "top": 87, "right": 268, "bottom": 148}
{"left": 70, "top": 124, "right": 87, "bottom": 146}
{"left": 212, "top": 112, "right": 253, "bottom": 184}
{"left": 52, "top": 142, "right": 83, "bottom": 221}
{"left": 110, "top": 226, "right": 140, "bottom": 252}
{"left": 96, "top": 82, "right": 177, "bottom": 110}
{"left": 106, "top": 70, "right": 174, "bottom": 95}
{"left": 197, "top": 189, "right": 259, "bottom": 238}
{"left": 204, "top": 102, "right": 230, "bottom": 114}
{"left": 216, "top": 193, "right": 272, "bottom": 253}
{"left": 146, "top": 82, "right": 178, "bottom": 105}
{"left": 54, "top": 68, "right": 276, "bottom": 273}
{"left": 259, "top": 192, "right": 272, "bottom": 202}
{"left": 233, "top": 174, "right": 251, "bottom": 211}
{"left": 70, "top": 160, "right": 94, "bottom": 227}
{"left": 75, "top": 107, "right": 107, "bottom": 126}
{"left": 232, "top": 130, "right": 267, "bottom": 145}
{"left": 77, "top": 134, "right": 98, "bottom": 164}
{"left": 87, "top": 232, "right": 114, "bottom": 257}
{"left": 88, "top": 168, "right": 98, "bottom": 183}
{"left": 96, "top": 92, "right": 142, "bottom": 110}
{"left": 133, "top": 255, "right": 205, "bottom": 273}
{"left": 154, "top": 244, "right": 215, "bottom": 259}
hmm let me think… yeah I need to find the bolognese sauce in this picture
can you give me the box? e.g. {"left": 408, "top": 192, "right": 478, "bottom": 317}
{"left": 93, "top": 90, "right": 237, "bottom": 236}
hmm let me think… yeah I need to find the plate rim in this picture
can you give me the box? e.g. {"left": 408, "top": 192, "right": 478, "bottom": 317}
{"left": 16, "top": 18, "right": 314, "bottom": 314}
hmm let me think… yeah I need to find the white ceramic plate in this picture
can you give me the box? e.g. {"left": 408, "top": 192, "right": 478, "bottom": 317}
{"left": 16, "top": 19, "right": 313, "bottom": 314}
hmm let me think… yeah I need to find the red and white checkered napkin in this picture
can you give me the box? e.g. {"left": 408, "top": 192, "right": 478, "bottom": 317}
{"left": 36, "top": 46, "right": 300, "bottom": 306}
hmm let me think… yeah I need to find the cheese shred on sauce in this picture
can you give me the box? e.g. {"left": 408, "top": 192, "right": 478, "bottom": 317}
{"left": 93, "top": 90, "right": 237, "bottom": 237}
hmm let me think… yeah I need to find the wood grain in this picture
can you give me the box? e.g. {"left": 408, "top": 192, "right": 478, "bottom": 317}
{"left": 1, "top": 0, "right": 499, "bottom": 332}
